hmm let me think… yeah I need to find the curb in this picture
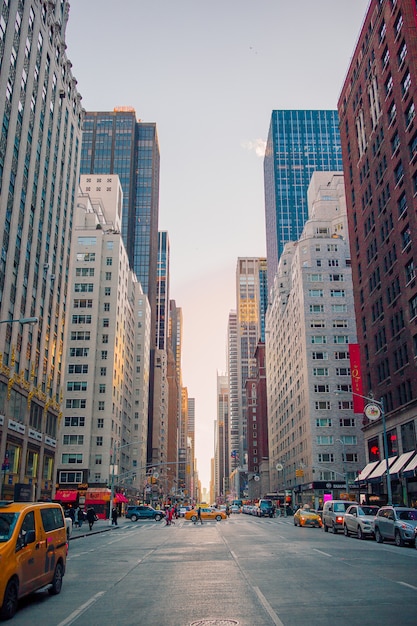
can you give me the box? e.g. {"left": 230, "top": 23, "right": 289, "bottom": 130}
{"left": 69, "top": 524, "right": 121, "bottom": 541}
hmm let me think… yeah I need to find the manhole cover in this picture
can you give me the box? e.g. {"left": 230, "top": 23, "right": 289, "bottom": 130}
{"left": 190, "top": 621, "right": 239, "bottom": 626}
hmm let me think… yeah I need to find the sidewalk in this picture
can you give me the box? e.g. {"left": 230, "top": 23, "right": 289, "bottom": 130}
{"left": 69, "top": 516, "right": 130, "bottom": 541}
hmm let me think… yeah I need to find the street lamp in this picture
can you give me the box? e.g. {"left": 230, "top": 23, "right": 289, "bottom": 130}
{"left": 0, "top": 316, "right": 39, "bottom": 325}
{"left": 276, "top": 462, "right": 287, "bottom": 516}
{"left": 334, "top": 390, "right": 392, "bottom": 506}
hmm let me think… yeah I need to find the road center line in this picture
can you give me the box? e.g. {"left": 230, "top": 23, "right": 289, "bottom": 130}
{"left": 312, "top": 548, "right": 333, "bottom": 557}
{"left": 397, "top": 581, "right": 417, "bottom": 591}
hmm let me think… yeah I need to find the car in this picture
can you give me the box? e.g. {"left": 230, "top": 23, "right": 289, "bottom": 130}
{"left": 293, "top": 507, "right": 322, "bottom": 528}
{"left": 373, "top": 506, "right": 417, "bottom": 546}
{"left": 125, "top": 505, "right": 165, "bottom": 522}
{"left": 322, "top": 499, "right": 358, "bottom": 533}
{"left": 0, "top": 501, "right": 67, "bottom": 620}
{"left": 230, "top": 505, "right": 241, "bottom": 514}
{"left": 255, "top": 499, "right": 274, "bottom": 517}
{"left": 184, "top": 507, "right": 227, "bottom": 522}
{"left": 178, "top": 506, "right": 191, "bottom": 517}
{"left": 343, "top": 504, "right": 379, "bottom": 539}
{"left": 65, "top": 516, "right": 72, "bottom": 541}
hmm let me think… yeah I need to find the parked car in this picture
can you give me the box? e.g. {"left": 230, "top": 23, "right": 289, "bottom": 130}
{"left": 293, "top": 507, "right": 322, "bottom": 528}
{"left": 184, "top": 507, "right": 227, "bottom": 522}
{"left": 0, "top": 501, "right": 67, "bottom": 620}
{"left": 178, "top": 506, "right": 191, "bottom": 517}
{"left": 373, "top": 506, "right": 417, "bottom": 546}
{"left": 322, "top": 499, "right": 358, "bottom": 533}
{"left": 343, "top": 504, "right": 379, "bottom": 539}
{"left": 230, "top": 505, "right": 241, "bottom": 514}
{"left": 125, "top": 505, "right": 165, "bottom": 522}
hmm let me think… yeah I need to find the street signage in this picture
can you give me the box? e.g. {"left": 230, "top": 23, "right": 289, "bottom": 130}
{"left": 364, "top": 403, "right": 381, "bottom": 421}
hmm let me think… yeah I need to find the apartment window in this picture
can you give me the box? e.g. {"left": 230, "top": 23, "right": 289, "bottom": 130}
{"left": 318, "top": 453, "right": 334, "bottom": 463}
{"left": 391, "top": 131, "right": 400, "bottom": 155}
{"left": 385, "top": 75, "right": 393, "bottom": 97}
{"left": 340, "top": 435, "right": 357, "bottom": 445}
{"left": 405, "top": 101, "right": 415, "bottom": 127}
{"left": 401, "top": 224, "right": 411, "bottom": 250}
{"left": 394, "top": 13, "right": 403, "bottom": 38}
{"left": 96, "top": 437, "right": 103, "bottom": 446}
{"left": 74, "top": 283, "right": 94, "bottom": 293}
{"left": 312, "top": 351, "right": 328, "bottom": 360}
{"left": 316, "top": 418, "right": 332, "bottom": 427}
{"left": 59, "top": 471, "right": 83, "bottom": 483}
{"left": 336, "top": 367, "right": 351, "bottom": 376}
{"left": 307, "top": 274, "right": 323, "bottom": 282}
{"left": 338, "top": 401, "right": 353, "bottom": 410}
{"left": 61, "top": 454, "right": 83, "bottom": 464}
{"left": 309, "top": 289, "right": 324, "bottom": 297}
{"left": 64, "top": 417, "right": 85, "bottom": 427}
{"left": 310, "top": 305, "right": 324, "bottom": 313}
{"left": 102, "top": 334, "right": 109, "bottom": 344}
{"left": 72, "top": 315, "right": 92, "bottom": 324}
{"left": 332, "top": 304, "right": 347, "bottom": 312}
{"left": 330, "top": 289, "right": 345, "bottom": 298}
{"left": 329, "top": 274, "right": 344, "bottom": 282}
{"left": 409, "top": 294, "right": 417, "bottom": 319}
{"left": 65, "top": 399, "right": 87, "bottom": 409}
{"left": 314, "top": 384, "right": 329, "bottom": 392}
{"left": 105, "top": 287, "right": 111, "bottom": 296}
{"left": 63, "top": 435, "right": 84, "bottom": 445}
{"left": 70, "top": 331, "right": 90, "bottom": 341}
{"left": 103, "top": 319, "right": 109, "bottom": 328}
{"left": 74, "top": 299, "right": 93, "bottom": 309}
{"left": 398, "top": 41, "right": 407, "bottom": 67}
{"left": 332, "top": 320, "right": 348, "bottom": 328}
{"left": 334, "top": 336, "right": 349, "bottom": 344}
{"left": 402, "top": 72, "right": 411, "bottom": 97}
{"left": 99, "top": 384, "right": 106, "bottom": 394}
{"left": 344, "top": 453, "right": 359, "bottom": 463}
{"left": 310, "top": 320, "right": 325, "bottom": 328}
{"left": 68, "top": 364, "right": 88, "bottom": 374}
{"left": 95, "top": 456, "right": 102, "bottom": 465}
{"left": 97, "top": 418, "right": 104, "bottom": 429}
{"left": 101, "top": 351, "right": 108, "bottom": 360}
{"left": 106, "top": 257, "right": 113, "bottom": 266}
{"left": 388, "top": 101, "right": 397, "bottom": 125}
{"left": 398, "top": 192, "right": 407, "bottom": 217}
{"left": 315, "top": 401, "right": 331, "bottom": 410}
{"left": 317, "top": 436, "right": 333, "bottom": 445}
{"left": 67, "top": 381, "right": 87, "bottom": 392}
{"left": 405, "top": 259, "right": 415, "bottom": 284}
{"left": 75, "top": 268, "right": 94, "bottom": 277}
{"left": 98, "top": 401, "right": 105, "bottom": 411}
{"left": 105, "top": 272, "right": 112, "bottom": 280}
{"left": 311, "top": 336, "right": 326, "bottom": 344}
{"left": 313, "top": 368, "right": 329, "bottom": 376}
{"left": 334, "top": 351, "right": 349, "bottom": 359}
{"left": 104, "top": 302, "right": 110, "bottom": 312}
{"left": 100, "top": 367, "right": 107, "bottom": 376}
{"left": 409, "top": 133, "right": 417, "bottom": 161}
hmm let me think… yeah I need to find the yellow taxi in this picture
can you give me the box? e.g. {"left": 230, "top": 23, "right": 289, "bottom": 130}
{"left": 293, "top": 505, "right": 323, "bottom": 528}
{"left": 0, "top": 501, "right": 67, "bottom": 620}
{"left": 184, "top": 506, "right": 227, "bottom": 522}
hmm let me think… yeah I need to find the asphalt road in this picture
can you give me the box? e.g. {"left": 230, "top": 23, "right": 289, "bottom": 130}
{"left": 9, "top": 514, "right": 417, "bottom": 626}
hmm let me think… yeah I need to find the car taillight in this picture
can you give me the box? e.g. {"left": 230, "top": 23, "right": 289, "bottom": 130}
{"left": 336, "top": 516, "right": 344, "bottom": 524}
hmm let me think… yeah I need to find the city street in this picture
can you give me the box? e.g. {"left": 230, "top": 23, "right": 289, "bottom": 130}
{"left": 9, "top": 514, "right": 417, "bottom": 626}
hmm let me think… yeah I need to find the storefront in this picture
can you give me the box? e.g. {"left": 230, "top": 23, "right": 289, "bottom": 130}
{"left": 85, "top": 488, "right": 111, "bottom": 519}
{"left": 293, "top": 480, "right": 358, "bottom": 510}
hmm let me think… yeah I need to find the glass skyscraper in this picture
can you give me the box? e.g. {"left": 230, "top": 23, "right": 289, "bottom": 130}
{"left": 80, "top": 108, "right": 160, "bottom": 341}
{"left": 264, "top": 110, "right": 342, "bottom": 290}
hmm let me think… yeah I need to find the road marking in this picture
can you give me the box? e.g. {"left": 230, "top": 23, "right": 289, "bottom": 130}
{"left": 312, "top": 548, "right": 333, "bottom": 557}
{"left": 56, "top": 591, "right": 105, "bottom": 626}
{"left": 397, "top": 581, "right": 417, "bottom": 591}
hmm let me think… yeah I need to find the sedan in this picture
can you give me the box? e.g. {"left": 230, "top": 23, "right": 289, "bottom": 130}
{"left": 184, "top": 507, "right": 227, "bottom": 522}
{"left": 126, "top": 505, "right": 165, "bottom": 522}
{"left": 343, "top": 504, "right": 379, "bottom": 539}
{"left": 293, "top": 508, "right": 322, "bottom": 528}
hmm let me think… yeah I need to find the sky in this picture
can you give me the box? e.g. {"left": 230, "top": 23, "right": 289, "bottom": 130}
{"left": 65, "top": 0, "right": 370, "bottom": 491}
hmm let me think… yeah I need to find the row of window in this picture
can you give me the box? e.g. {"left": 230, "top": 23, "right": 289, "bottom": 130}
{"left": 308, "top": 289, "right": 346, "bottom": 297}
{"left": 313, "top": 367, "right": 351, "bottom": 376}
{"left": 316, "top": 418, "right": 356, "bottom": 427}
{"left": 311, "top": 336, "right": 350, "bottom": 344}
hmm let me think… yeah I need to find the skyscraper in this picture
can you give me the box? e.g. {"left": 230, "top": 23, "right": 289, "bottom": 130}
{"left": 338, "top": 0, "right": 417, "bottom": 505}
{"left": 264, "top": 110, "right": 343, "bottom": 290}
{"left": 0, "top": 1, "right": 83, "bottom": 501}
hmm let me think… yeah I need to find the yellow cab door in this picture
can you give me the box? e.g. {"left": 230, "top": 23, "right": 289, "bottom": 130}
{"left": 15, "top": 510, "right": 45, "bottom": 596}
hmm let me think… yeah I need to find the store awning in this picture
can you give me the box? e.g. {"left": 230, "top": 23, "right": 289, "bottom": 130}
{"left": 367, "top": 456, "right": 397, "bottom": 482}
{"left": 402, "top": 453, "right": 417, "bottom": 478}
{"left": 86, "top": 488, "right": 111, "bottom": 502}
{"left": 388, "top": 451, "right": 416, "bottom": 479}
{"left": 115, "top": 493, "right": 129, "bottom": 503}
{"left": 55, "top": 489, "right": 78, "bottom": 503}
{"left": 355, "top": 460, "right": 380, "bottom": 482}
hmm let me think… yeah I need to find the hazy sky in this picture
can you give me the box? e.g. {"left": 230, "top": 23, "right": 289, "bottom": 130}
{"left": 66, "top": 0, "right": 369, "bottom": 491}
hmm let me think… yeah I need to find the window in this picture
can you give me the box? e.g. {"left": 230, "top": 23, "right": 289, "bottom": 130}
{"left": 104, "top": 287, "right": 111, "bottom": 296}
{"left": 70, "top": 331, "right": 90, "bottom": 341}
{"left": 104, "top": 302, "right": 110, "bottom": 312}
{"left": 332, "top": 320, "right": 348, "bottom": 328}
{"left": 95, "top": 456, "right": 102, "bottom": 465}
{"left": 316, "top": 418, "right": 332, "bottom": 427}
{"left": 332, "top": 304, "right": 348, "bottom": 313}
{"left": 409, "top": 294, "right": 417, "bottom": 319}
{"left": 311, "top": 320, "right": 325, "bottom": 328}
{"left": 398, "top": 41, "right": 407, "bottom": 67}
{"left": 336, "top": 367, "right": 351, "bottom": 376}
{"left": 71, "top": 315, "right": 92, "bottom": 324}
{"left": 334, "top": 351, "right": 349, "bottom": 360}
{"left": 310, "top": 305, "right": 324, "bottom": 313}
{"left": 65, "top": 399, "right": 87, "bottom": 409}
{"left": 307, "top": 274, "right": 323, "bottom": 282}
{"left": 103, "top": 318, "right": 109, "bottom": 328}
{"left": 314, "top": 384, "right": 329, "bottom": 392}
{"left": 405, "top": 260, "right": 415, "bottom": 284}
{"left": 405, "top": 101, "right": 415, "bottom": 127}
{"left": 99, "top": 384, "right": 106, "bottom": 394}
{"left": 102, "top": 335, "right": 109, "bottom": 344}
{"left": 96, "top": 437, "right": 103, "bottom": 446}
{"left": 317, "top": 436, "right": 333, "bottom": 445}
{"left": 64, "top": 416, "right": 85, "bottom": 427}
{"left": 98, "top": 401, "right": 105, "bottom": 411}
{"left": 68, "top": 364, "right": 88, "bottom": 374}
{"left": 397, "top": 192, "right": 407, "bottom": 217}
{"left": 338, "top": 401, "right": 353, "bottom": 410}
{"left": 106, "top": 257, "right": 113, "bottom": 266}
{"left": 312, "top": 351, "right": 328, "bottom": 360}
{"left": 401, "top": 72, "right": 411, "bottom": 97}
{"left": 59, "top": 471, "right": 83, "bottom": 483}
{"left": 340, "top": 417, "right": 356, "bottom": 427}
{"left": 309, "top": 289, "right": 324, "bottom": 297}
{"left": 329, "top": 274, "right": 344, "bottom": 282}
{"left": 101, "top": 351, "right": 108, "bottom": 360}
{"left": 318, "top": 453, "right": 334, "bottom": 463}
{"left": 67, "top": 381, "right": 87, "bottom": 392}
{"left": 313, "top": 367, "right": 329, "bottom": 376}
{"left": 100, "top": 367, "right": 107, "bottom": 376}
{"left": 61, "top": 454, "right": 83, "bottom": 464}
{"left": 105, "top": 272, "right": 112, "bottom": 280}
{"left": 63, "top": 434, "right": 84, "bottom": 445}
{"left": 74, "top": 283, "right": 94, "bottom": 293}
{"left": 315, "top": 401, "right": 331, "bottom": 410}
{"left": 401, "top": 224, "right": 411, "bottom": 250}
{"left": 311, "top": 336, "right": 327, "bottom": 344}
{"left": 339, "top": 435, "right": 357, "bottom": 445}
{"left": 334, "top": 336, "right": 349, "bottom": 344}
{"left": 330, "top": 289, "right": 345, "bottom": 298}
{"left": 97, "top": 418, "right": 104, "bottom": 429}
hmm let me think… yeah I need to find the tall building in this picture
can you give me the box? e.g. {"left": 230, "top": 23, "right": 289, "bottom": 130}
{"left": 0, "top": 0, "right": 83, "bottom": 501}
{"left": 264, "top": 110, "right": 343, "bottom": 290}
{"left": 233, "top": 258, "right": 267, "bottom": 499}
{"left": 227, "top": 310, "right": 239, "bottom": 475}
{"left": 80, "top": 108, "right": 160, "bottom": 467}
{"left": 56, "top": 176, "right": 150, "bottom": 512}
{"left": 266, "top": 172, "right": 364, "bottom": 509}
{"left": 338, "top": 0, "right": 417, "bottom": 505}
{"left": 214, "top": 374, "right": 229, "bottom": 503}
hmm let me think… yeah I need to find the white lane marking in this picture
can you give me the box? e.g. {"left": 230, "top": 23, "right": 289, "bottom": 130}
{"left": 312, "top": 548, "right": 333, "bottom": 557}
{"left": 253, "top": 586, "right": 285, "bottom": 626}
{"left": 57, "top": 591, "right": 105, "bottom": 626}
{"left": 397, "top": 581, "right": 417, "bottom": 591}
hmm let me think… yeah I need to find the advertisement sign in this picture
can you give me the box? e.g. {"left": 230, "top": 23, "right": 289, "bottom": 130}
{"left": 349, "top": 343, "right": 364, "bottom": 413}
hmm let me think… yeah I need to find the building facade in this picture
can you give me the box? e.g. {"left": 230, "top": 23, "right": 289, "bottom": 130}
{"left": 0, "top": 0, "right": 83, "bottom": 501}
{"left": 214, "top": 374, "right": 229, "bottom": 503}
{"left": 266, "top": 172, "right": 365, "bottom": 510}
{"left": 338, "top": 0, "right": 417, "bottom": 506}
{"left": 264, "top": 110, "right": 343, "bottom": 291}
{"left": 55, "top": 175, "right": 150, "bottom": 513}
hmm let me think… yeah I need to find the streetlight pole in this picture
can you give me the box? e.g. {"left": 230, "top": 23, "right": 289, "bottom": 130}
{"left": 336, "top": 438, "right": 349, "bottom": 495}
{"left": 334, "top": 390, "right": 392, "bottom": 506}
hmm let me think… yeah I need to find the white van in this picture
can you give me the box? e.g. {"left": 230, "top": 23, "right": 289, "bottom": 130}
{"left": 322, "top": 499, "right": 358, "bottom": 533}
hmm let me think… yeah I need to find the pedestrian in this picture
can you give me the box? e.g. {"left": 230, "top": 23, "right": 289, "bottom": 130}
{"left": 197, "top": 505, "right": 203, "bottom": 525}
{"left": 65, "top": 506, "right": 75, "bottom": 526}
{"left": 111, "top": 506, "right": 118, "bottom": 526}
{"left": 75, "top": 506, "right": 83, "bottom": 528}
{"left": 225, "top": 505, "right": 230, "bottom": 518}
{"left": 86, "top": 505, "right": 97, "bottom": 531}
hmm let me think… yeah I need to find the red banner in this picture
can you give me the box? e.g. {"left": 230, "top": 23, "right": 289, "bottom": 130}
{"left": 349, "top": 344, "right": 364, "bottom": 413}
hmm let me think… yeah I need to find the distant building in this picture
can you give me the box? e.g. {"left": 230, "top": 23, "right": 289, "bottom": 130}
{"left": 214, "top": 374, "right": 229, "bottom": 503}
{"left": 56, "top": 176, "right": 150, "bottom": 511}
{"left": 264, "top": 110, "right": 342, "bottom": 291}
{"left": 338, "top": 0, "right": 417, "bottom": 506}
{"left": 0, "top": 1, "right": 83, "bottom": 501}
{"left": 266, "top": 172, "right": 364, "bottom": 509}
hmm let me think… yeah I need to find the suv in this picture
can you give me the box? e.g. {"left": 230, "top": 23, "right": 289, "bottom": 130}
{"left": 343, "top": 504, "right": 379, "bottom": 539}
{"left": 125, "top": 505, "right": 165, "bottom": 522}
{"left": 322, "top": 499, "right": 358, "bottom": 533}
{"left": 256, "top": 499, "right": 273, "bottom": 517}
{"left": 373, "top": 506, "right": 417, "bottom": 546}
